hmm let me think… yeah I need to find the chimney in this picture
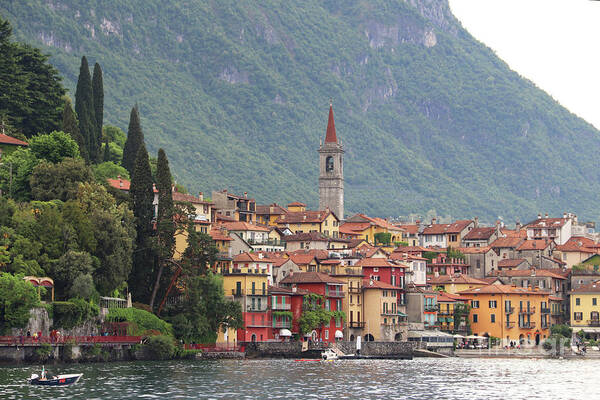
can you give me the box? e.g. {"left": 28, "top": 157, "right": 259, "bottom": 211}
{"left": 563, "top": 212, "right": 567, "bottom": 219}
{"left": 545, "top": 213, "right": 549, "bottom": 218}
{"left": 474, "top": 217, "right": 479, "bottom": 228}
{"left": 537, "top": 213, "right": 542, "bottom": 219}
{"left": 431, "top": 217, "right": 437, "bottom": 224}
{"left": 244, "top": 192, "right": 248, "bottom": 198}
{"left": 198, "top": 192, "right": 203, "bottom": 201}
{"left": 515, "top": 220, "right": 522, "bottom": 231}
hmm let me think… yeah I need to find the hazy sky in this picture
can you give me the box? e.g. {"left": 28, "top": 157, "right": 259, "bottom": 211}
{"left": 449, "top": 0, "right": 600, "bottom": 129}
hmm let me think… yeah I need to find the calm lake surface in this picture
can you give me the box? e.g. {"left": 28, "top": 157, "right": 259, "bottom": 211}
{"left": 0, "top": 358, "right": 598, "bottom": 399}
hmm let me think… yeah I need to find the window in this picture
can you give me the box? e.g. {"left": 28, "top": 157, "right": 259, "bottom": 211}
{"left": 449, "top": 234, "right": 457, "bottom": 242}
{"left": 594, "top": 298, "right": 598, "bottom": 306}
{"left": 350, "top": 295, "right": 353, "bottom": 304}
{"left": 336, "top": 299, "right": 342, "bottom": 310}
{"left": 325, "top": 330, "right": 329, "bottom": 340}
{"left": 489, "top": 300, "right": 497, "bottom": 309}
{"left": 473, "top": 314, "right": 478, "bottom": 323}
{"left": 576, "top": 298, "right": 581, "bottom": 306}
{"left": 491, "top": 314, "right": 496, "bottom": 323}
{"left": 326, "top": 156, "right": 334, "bottom": 172}
{"left": 257, "top": 298, "right": 262, "bottom": 310}
{"left": 574, "top": 312, "right": 583, "bottom": 321}
{"left": 325, "top": 300, "right": 330, "bottom": 310}
{"left": 471, "top": 300, "right": 479, "bottom": 309}
{"left": 476, "top": 259, "right": 481, "bottom": 269}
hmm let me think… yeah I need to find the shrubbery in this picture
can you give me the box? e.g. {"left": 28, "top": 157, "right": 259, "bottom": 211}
{"left": 107, "top": 307, "right": 173, "bottom": 337}
{"left": 144, "top": 335, "right": 176, "bottom": 360}
{"left": 52, "top": 298, "right": 99, "bottom": 329}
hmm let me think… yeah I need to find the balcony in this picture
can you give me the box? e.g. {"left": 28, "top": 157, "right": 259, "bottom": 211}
{"left": 551, "top": 309, "right": 562, "bottom": 316}
{"left": 246, "top": 238, "right": 285, "bottom": 247}
{"left": 505, "top": 322, "right": 515, "bottom": 329}
{"left": 223, "top": 268, "right": 268, "bottom": 276}
{"left": 424, "top": 305, "right": 438, "bottom": 312}
{"left": 349, "top": 321, "right": 365, "bottom": 328}
{"left": 519, "top": 322, "right": 536, "bottom": 329}
{"left": 540, "top": 307, "right": 550, "bottom": 314}
{"left": 231, "top": 289, "right": 268, "bottom": 296}
{"left": 588, "top": 319, "right": 600, "bottom": 327}
{"left": 348, "top": 286, "right": 362, "bottom": 294}
{"left": 327, "top": 291, "right": 345, "bottom": 298}
{"left": 246, "top": 304, "right": 269, "bottom": 312}
{"left": 505, "top": 306, "right": 515, "bottom": 315}
{"left": 437, "top": 310, "right": 453, "bottom": 317}
{"left": 272, "top": 320, "right": 291, "bottom": 328}
{"left": 518, "top": 306, "right": 535, "bottom": 315}
{"left": 246, "top": 322, "right": 271, "bottom": 328}
{"left": 232, "top": 289, "right": 245, "bottom": 296}
{"left": 272, "top": 303, "right": 291, "bottom": 311}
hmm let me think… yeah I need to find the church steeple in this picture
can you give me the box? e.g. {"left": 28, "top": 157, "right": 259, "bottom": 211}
{"left": 318, "top": 101, "right": 344, "bottom": 220}
{"left": 325, "top": 102, "right": 337, "bottom": 143}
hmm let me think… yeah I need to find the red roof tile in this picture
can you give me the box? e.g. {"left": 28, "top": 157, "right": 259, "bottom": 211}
{"left": 210, "top": 230, "right": 232, "bottom": 241}
{"left": 275, "top": 210, "right": 335, "bottom": 224}
{"left": 107, "top": 176, "right": 130, "bottom": 191}
{"left": 428, "top": 274, "right": 488, "bottom": 285}
{"left": 459, "top": 284, "right": 550, "bottom": 295}
{"left": 280, "top": 271, "right": 344, "bottom": 285}
{"left": 517, "top": 240, "right": 552, "bottom": 251}
{"left": 283, "top": 232, "right": 329, "bottom": 242}
{"left": 526, "top": 218, "right": 568, "bottom": 229}
{"left": 0, "top": 133, "right": 28, "bottom": 146}
{"left": 490, "top": 237, "right": 525, "bottom": 249}
{"left": 492, "top": 268, "right": 567, "bottom": 280}
{"left": 256, "top": 203, "right": 288, "bottom": 215}
{"left": 233, "top": 252, "right": 275, "bottom": 263}
{"left": 287, "top": 201, "right": 306, "bottom": 207}
{"left": 222, "top": 221, "right": 270, "bottom": 232}
{"left": 324, "top": 104, "right": 337, "bottom": 143}
{"left": 422, "top": 220, "right": 473, "bottom": 235}
{"left": 362, "top": 279, "right": 400, "bottom": 290}
{"left": 396, "top": 224, "right": 418, "bottom": 235}
{"left": 556, "top": 237, "right": 597, "bottom": 253}
{"left": 463, "top": 227, "right": 496, "bottom": 241}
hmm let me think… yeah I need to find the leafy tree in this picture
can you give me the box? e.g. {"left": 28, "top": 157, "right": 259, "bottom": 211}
{"left": 181, "top": 226, "right": 218, "bottom": 275}
{"left": 30, "top": 158, "right": 94, "bottom": 201}
{"left": 550, "top": 324, "right": 573, "bottom": 338}
{"left": 74, "top": 56, "right": 96, "bottom": 163}
{"left": 92, "top": 62, "right": 104, "bottom": 162}
{"left": 128, "top": 142, "right": 155, "bottom": 303}
{"left": 28, "top": 130, "right": 80, "bottom": 163}
{"left": 149, "top": 148, "right": 175, "bottom": 309}
{"left": 0, "top": 147, "right": 39, "bottom": 201}
{"left": 103, "top": 125, "right": 126, "bottom": 148}
{"left": 51, "top": 250, "right": 94, "bottom": 298}
{"left": 0, "top": 272, "right": 41, "bottom": 333}
{"left": 69, "top": 273, "right": 97, "bottom": 299}
{"left": 61, "top": 96, "right": 87, "bottom": 161}
{"left": 122, "top": 106, "right": 144, "bottom": 177}
{"left": 92, "top": 161, "right": 129, "bottom": 183}
{"left": 374, "top": 232, "right": 392, "bottom": 245}
{"left": 0, "top": 16, "right": 65, "bottom": 137}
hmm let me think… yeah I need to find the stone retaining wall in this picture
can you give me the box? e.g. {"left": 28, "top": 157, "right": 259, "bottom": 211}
{"left": 245, "top": 341, "right": 414, "bottom": 359}
{"left": 336, "top": 341, "right": 414, "bottom": 357}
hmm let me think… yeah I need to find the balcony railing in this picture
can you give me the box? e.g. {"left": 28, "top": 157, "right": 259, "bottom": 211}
{"left": 246, "top": 304, "right": 269, "bottom": 312}
{"left": 437, "top": 310, "right": 452, "bottom": 316}
{"left": 505, "top": 322, "right": 515, "bottom": 329}
{"left": 246, "top": 238, "right": 285, "bottom": 247}
{"left": 348, "top": 286, "right": 361, "bottom": 294}
{"left": 588, "top": 319, "right": 600, "bottom": 327}
{"left": 272, "top": 321, "right": 292, "bottom": 328}
{"left": 232, "top": 289, "right": 245, "bottom": 296}
{"left": 551, "top": 310, "right": 562, "bottom": 316}
{"left": 519, "top": 306, "right": 535, "bottom": 315}
{"left": 424, "top": 305, "right": 438, "bottom": 312}
{"left": 505, "top": 306, "right": 515, "bottom": 315}
{"left": 272, "top": 303, "right": 291, "bottom": 310}
{"left": 519, "top": 322, "right": 536, "bottom": 329}
{"left": 327, "top": 291, "right": 345, "bottom": 298}
{"left": 540, "top": 307, "right": 550, "bottom": 314}
{"left": 223, "top": 268, "right": 268, "bottom": 276}
{"left": 349, "top": 321, "right": 365, "bottom": 328}
{"left": 231, "top": 289, "right": 268, "bottom": 296}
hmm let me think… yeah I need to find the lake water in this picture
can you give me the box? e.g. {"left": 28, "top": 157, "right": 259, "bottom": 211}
{"left": 0, "top": 358, "right": 597, "bottom": 399}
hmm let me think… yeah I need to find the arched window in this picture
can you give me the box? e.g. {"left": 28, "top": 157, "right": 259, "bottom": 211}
{"left": 326, "top": 156, "right": 334, "bottom": 172}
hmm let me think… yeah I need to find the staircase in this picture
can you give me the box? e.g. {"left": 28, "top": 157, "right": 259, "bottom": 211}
{"left": 330, "top": 343, "right": 346, "bottom": 357}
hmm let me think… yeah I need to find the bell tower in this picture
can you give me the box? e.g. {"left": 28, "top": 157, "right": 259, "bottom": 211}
{"left": 318, "top": 102, "right": 344, "bottom": 220}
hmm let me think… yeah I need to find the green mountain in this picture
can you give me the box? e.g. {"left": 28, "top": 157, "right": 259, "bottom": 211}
{"left": 2, "top": 0, "right": 599, "bottom": 222}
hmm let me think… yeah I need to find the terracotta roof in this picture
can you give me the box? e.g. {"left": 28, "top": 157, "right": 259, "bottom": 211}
{"left": 549, "top": 295, "right": 564, "bottom": 301}
{"left": 233, "top": 252, "right": 275, "bottom": 263}
{"left": 437, "top": 291, "right": 470, "bottom": 302}
{"left": 463, "top": 227, "right": 496, "bottom": 241}
{"left": 216, "top": 214, "right": 236, "bottom": 222}
{"left": 492, "top": 268, "right": 567, "bottom": 280}
{"left": 255, "top": 203, "right": 288, "bottom": 215}
{"left": 222, "top": 221, "right": 270, "bottom": 232}
{"left": 320, "top": 259, "right": 341, "bottom": 265}
{"left": 396, "top": 224, "right": 418, "bottom": 235}
{"left": 283, "top": 232, "right": 329, "bottom": 242}
{"left": 428, "top": 274, "right": 488, "bottom": 285}
{"left": 347, "top": 239, "right": 368, "bottom": 248}
{"left": 456, "top": 246, "right": 492, "bottom": 254}
{"left": 280, "top": 271, "right": 344, "bottom": 285}
{"left": 345, "top": 214, "right": 403, "bottom": 232}
{"left": 498, "top": 259, "right": 528, "bottom": 268}
{"left": 556, "top": 237, "right": 597, "bottom": 253}
{"left": 362, "top": 279, "right": 400, "bottom": 290}
{"left": 275, "top": 210, "right": 335, "bottom": 224}
{"left": 0, "top": 133, "right": 28, "bottom": 146}
{"left": 107, "top": 176, "right": 130, "bottom": 191}
{"left": 501, "top": 228, "right": 527, "bottom": 238}
{"left": 490, "top": 237, "right": 524, "bottom": 249}
{"left": 171, "top": 191, "right": 212, "bottom": 204}
{"left": 570, "top": 281, "right": 600, "bottom": 293}
{"left": 210, "top": 230, "right": 232, "bottom": 241}
{"left": 459, "top": 284, "right": 550, "bottom": 295}
{"left": 339, "top": 222, "right": 372, "bottom": 235}
{"left": 517, "top": 240, "right": 552, "bottom": 251}
{"left": 287, "top": 201, "right": 306, "bottom": 207}
{"left": 479, "top": 277, "right": 502, "bottom": 285}
{"left": 287, "top": 253, "right": 316, "bottom": 266}
{"left": 526, "top": 218, "right": 568, "bottom": 229}
{"left": 324, "top": 104, "right": 337, "bottom": 143}
{"left": 389, "top": 252, "right": 427, "bottom": 261}
{"left": 422, "top": 220, "right": 473, "bottom": 235}
{"left": 355, "top": 258, "right": 406, "bottom": 268}
{"left": 392, "top": 246, "right": 430, "bottom": 253}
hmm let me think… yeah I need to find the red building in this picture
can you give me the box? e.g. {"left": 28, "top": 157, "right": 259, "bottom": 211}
{"left": 280, "top": 272, "right": 345, "bottom": 343}
{"left": 427, "top": 253, "right": 469, "bottom": 276}
{"left": 355, "top": 257, "right": 407, "bottom": 288}
{"left": 269, "top": 286, "right": 295, "bottom": 341}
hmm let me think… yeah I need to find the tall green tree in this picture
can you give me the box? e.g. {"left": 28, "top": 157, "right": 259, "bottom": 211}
{"left": 30, "top": 158, "right": 94, "bottom": 202}
{"left": 122, "top": 106, "right": 144, "bottom": 177}
{"left": 0, "top": 273, "right": 40, "bottom": 333}
{"left": 182, "top": 226, "right": 218, "bottom": 276}
{"left": 92, "top": 63, "right": 104, "bottom": 162}
{"left": 74, "top": 56, "right": 96, "bottom": 163}
{"left": 61, "top": 97, "right": 87, "bottom": 160}
{"left": 0, "top": 16, "right": 65, "bottom": 137}
{"left": 149, "top": 148, "right": 175, "bottom": 309}
{"left": 128, "top": 142, "right": 155, "bottom": 303}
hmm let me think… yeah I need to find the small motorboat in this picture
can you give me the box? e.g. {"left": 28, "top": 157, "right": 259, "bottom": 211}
{"left": 321, "top": 349, "right": 339, "bottom": 361}
{"left": 29, "top": 367, "right": 83, "bottom": 386}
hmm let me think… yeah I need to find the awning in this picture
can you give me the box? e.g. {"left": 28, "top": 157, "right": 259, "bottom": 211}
{"left": 279, "top": 329, "right": 292, "bottom": 337}
{"left": 453, "top": 334, "right": 464, "bottom": 338}
{"left": 582, "top": 328, "right": 600, "bottom": 333}
{"left": 466, "top": 335, "right": 488, "bottom": 340}
{"left": 335, "top": 330, "right": 343, "bottom": 339}
{"left": 396, "top": 312, "right": 407, "bottom": 317}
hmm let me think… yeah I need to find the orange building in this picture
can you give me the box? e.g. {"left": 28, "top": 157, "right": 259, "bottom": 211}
{"left": 459, "top": 284, "right": 551, "bottom": 346}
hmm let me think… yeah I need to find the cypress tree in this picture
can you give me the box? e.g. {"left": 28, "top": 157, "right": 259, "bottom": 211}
{"left": 149, "top": 148, "right": 175, "bottom": 309}
{"left": 103, "top": 138, "right": 110, "bottom": 162}
{"left": 128, "top": 142, "right": 156, "bottom": 303}
{"left": 61, "top": 97, "right": 88, "bottom": 161}
{"left": 92, "top": 63, "right": 104, "bottom": 162}
{"left": 74, "top": 56, "right": 96, "bottom": 163}
{"left": 122, "top": 106, "right": 144, "bottom": 176}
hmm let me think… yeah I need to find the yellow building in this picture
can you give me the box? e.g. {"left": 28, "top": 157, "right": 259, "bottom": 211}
{"left": 330, "top": 263, "right": 364, "bottom": 341}
{"left": 553, "top": 236, "right": 597, "bottom": 269}
{"left": 255, "top": 203, "right": 288, "bottom": 226}
{"left": 340, "top": 214, "right": 404, "bottom": 245}
{"left": 460, "top": 284, "right": 551, "bottom": 346}
{"left": 286, "top": 201, "right": 307, "bottom": 212}
{"left": 428, "top": 274, "right": 489, "bottom": 294}
{"left": 171, "top": 192, "right": 215, "bottom": 260}
{"left": 275, "top": 210, "right": 340, "bottom": 238}
{"left": 436, "top": 291, "right": 470, "bottom": 333}
{"left": 570, "top": 281, "right": 600, "bottom": 339}
{"left": 362, "top": 279, "right": 407, "bottom": 341}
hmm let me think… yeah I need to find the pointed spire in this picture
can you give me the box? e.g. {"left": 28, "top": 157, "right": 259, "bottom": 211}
{"left": 325, "top": 100, "right": 337, "bottom": 143}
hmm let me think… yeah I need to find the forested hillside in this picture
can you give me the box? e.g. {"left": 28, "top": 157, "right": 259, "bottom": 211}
{"left": 2, "top": 0, "right": 599, "bottom": 222}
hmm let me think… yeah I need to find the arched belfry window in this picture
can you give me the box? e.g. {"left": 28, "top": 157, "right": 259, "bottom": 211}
{"left": 326, "top": 156, "right": 334, "bottom": 172}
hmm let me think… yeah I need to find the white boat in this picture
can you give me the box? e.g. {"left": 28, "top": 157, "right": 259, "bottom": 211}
{"left": 321, "top": 349, "right": 339, "bottom": 361}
